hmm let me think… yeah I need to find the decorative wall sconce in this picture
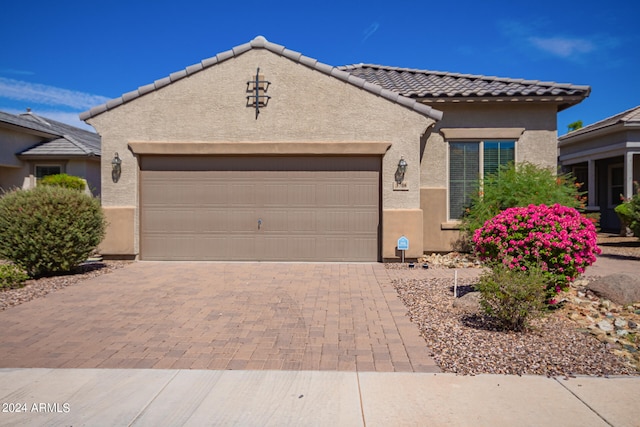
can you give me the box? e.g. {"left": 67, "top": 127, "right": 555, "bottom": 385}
{"left": 111, "top": 152, "right": 122, "bottom": 183}
{"left": 246, "top": 67, "right": 271, "bottom": 119}
{"left": 393, "top": 156, "right": 408, "bottom": 190}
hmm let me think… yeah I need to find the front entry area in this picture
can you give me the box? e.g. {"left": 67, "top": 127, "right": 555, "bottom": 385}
{"left": 140, "top": 156, "right": 380, "bottom": 261}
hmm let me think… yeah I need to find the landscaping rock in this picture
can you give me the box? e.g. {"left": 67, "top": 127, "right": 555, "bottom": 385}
{"left": 452, "top": 291, "right": 481, "bottom": 312}
{"left": 597, "top": 320, "right": 614, "bottom": 332}
{"left": 587, "top": 274, "right": 640, "bottom": 305}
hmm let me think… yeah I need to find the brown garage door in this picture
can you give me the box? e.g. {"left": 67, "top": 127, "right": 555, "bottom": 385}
{"left": 140, "top": 156, "right": 380, "bottom": 261}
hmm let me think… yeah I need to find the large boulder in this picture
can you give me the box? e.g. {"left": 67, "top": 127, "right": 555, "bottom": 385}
{"left": 452, "top": 291, "right": 481, "bottom": 312}
{"left": 587, "top": 274, "right": 640, "bottom": 305}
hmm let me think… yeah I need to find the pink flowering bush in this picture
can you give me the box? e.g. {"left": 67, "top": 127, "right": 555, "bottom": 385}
{"left": 473, "top": 204, "right": 601, "bottom": 292}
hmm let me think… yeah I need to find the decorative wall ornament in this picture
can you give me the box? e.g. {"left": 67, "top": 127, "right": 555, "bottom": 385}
{"left": 394, "top": 156, "right": 408, "bottom": 190}
{"left": 111, "top": 152, "right": 122, "bottom": 183}
{"left": 246, "top": 67, "right": 271, "bottom": 119}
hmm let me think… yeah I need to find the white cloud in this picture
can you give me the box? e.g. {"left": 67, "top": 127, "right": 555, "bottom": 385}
{"left": 362, "top": 22, "right": 380, "bottom": 43}
{"left": 498, "top": 20, "right": 620, "bottom": 62}
{"left": 0, "top": 68, "right": 35, "bottom": 76}
{"left": 0, "top": 77, "right": 109, "bottom": 110}
{"left": 528, "top": 36, "right": 595, "bottom": 58}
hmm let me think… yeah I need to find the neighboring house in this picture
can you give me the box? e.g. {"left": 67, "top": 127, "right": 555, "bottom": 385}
{"left": 558, "top": 105, "right": 640, "bottom": 233}
{"left": 81, "top": 36, "right": 589, "bottom": 261}
{"left": 0, "top": 110, "right": 101, "bottom": 196}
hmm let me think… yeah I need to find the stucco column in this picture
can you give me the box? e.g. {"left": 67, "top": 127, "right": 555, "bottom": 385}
{"left": 625, "top": 152, "right": 634, "bottom": 199}
{"left": 587, "top": 159, "right": 598, "bottom": 210}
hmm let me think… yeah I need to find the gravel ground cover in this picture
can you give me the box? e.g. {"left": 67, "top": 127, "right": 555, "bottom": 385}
{"left": 387, "top": 233, "right": 640, "bottom": 377}
{"left": 391, "top": 274, "right": 637, "bottom": 376}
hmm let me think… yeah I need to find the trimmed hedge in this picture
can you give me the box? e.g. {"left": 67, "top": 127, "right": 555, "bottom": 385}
{"left": 39, "top": 173, "right": 86, "bottom": 191}
{"left": 0, "top": 186, "right": 105, "bottom": 277}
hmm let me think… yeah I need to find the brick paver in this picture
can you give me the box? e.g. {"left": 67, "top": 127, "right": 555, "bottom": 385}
{"left": 0, "top": 262, "right": 439, "bottom": 372}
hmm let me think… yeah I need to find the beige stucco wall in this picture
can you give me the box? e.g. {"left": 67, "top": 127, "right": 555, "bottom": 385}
{"left": 382, "top": 209, "right": 424, "bottom": 259}
{"left": 88, "top": 48, "right": 435, "bottom": 258}
{"left": 100, "top": 207, "right": 135, "bottom": 257}
{"left": 420, "top": 103, "right": 559, "bottom": 252}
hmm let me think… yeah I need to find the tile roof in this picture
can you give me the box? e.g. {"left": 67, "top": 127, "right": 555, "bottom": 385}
{"left": 338, "top": 64, "right": 591, "bottom": 111}
{"left": 558, "top": 105, "right": 640, "bottom": 141}
{"left": 80, "top": 36, "right": 443, "bottom": 122}
{"left": 0, "top": 110, "right": 100, "bottom": 157}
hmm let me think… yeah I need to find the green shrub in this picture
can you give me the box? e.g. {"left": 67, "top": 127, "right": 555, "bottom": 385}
{"left": 615, "top": 201, "right": 633, "bottom": 231}
{"left": 39, "top": 173, "right": 86, "bottom": 191}
{"left": 461, "top": 162, "right": 584, "bottom": 240}
{"left": 0, "top": 186, "right": 105, "bottom": 277}
{"left": 0, "top": 263, "right": 29, "bottom": 289}
{"left": 623, "top": 182, "right": 640, "bottom": 238}
{"left": 475, "top": 262, "right": 548, "bottom": 332}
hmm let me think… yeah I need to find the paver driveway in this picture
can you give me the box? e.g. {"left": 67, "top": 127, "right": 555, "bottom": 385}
{"left": 0, "top": 263, "right": 438, "bottom": 372}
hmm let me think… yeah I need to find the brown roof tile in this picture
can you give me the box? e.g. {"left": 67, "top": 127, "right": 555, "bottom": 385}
{"left": 338, "top": 64, "right": 590, "bottom": 110}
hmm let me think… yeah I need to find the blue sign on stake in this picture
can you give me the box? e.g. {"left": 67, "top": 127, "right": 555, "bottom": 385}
{"left": 397, "top": 236, "right": 409, "bottom": 251}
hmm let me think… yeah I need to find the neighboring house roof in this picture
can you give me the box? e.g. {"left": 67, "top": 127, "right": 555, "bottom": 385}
{"left": 338, "top": 64, "right": 591, "bottom": 111}
{"left": 0, "top": 110, "right": 100, "bottom": 157}
{"left": 558, "top": 105, "right": 640, "bottom": 143}
{"left": 80, "top": 36, "right": 444, "bottom": 122}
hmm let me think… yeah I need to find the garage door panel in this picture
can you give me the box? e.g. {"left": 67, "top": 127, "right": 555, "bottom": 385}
{"left": 142, "top": 209, "right": 194, "bottom": 232}
{"left": 288, "top": 184, "right": 316, "bottom": 206}
{"left": 140, "top": 156, "right": 380, "bottom": 261}
{"left": 229, "top": 210, "right": 258, "bottom": 232}
{"left": 229, "top": 184, "right": 257, "bottom": 206}
{"left": 229, "top": 237, "right": 256, "bottom": 259}
{"left": 317, "top": 211, "right": 350, "bottom": 232}
{"left": 262, "top": 184, "right": 288, "bottom": 205}
{"left": 286, "top": 210, "right": 317, "bottom": 232}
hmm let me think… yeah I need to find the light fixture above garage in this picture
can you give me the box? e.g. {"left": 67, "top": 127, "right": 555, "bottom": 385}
{"left": 246, "top": 68, "right": 271, "bottom": 119}
{"left": 394, "top": 156, "right": 408, "bottom": 190}
{"left": 112, "top": 152, "right": 122, "bottom": 183}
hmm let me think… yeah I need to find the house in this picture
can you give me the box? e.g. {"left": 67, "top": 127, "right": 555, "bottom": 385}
{"left": 0, "top": 110, "right": 101, "bottom": 195}
{"left": 81, "top": 36, "right": 590, "bottom": 261}
{"left": 558, "top": 105, "right": 640, "bottom": 233}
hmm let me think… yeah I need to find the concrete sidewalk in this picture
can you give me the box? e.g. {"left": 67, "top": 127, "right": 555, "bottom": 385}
{"left": 1, "top": 368, "right": 638, "bottom": 426}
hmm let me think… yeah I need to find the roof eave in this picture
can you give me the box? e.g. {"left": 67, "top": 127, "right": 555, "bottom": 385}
{"left": 558, "top": 122, "right": 627, "bottom": 145}
{"left": 416, "top": 95, "right": 588, "bottom": 110}
{"left": 0, "top": 121, "right": 60, "bottom": 139}
{"left": 17, "top": 153, "right": 100, "bottom": 160}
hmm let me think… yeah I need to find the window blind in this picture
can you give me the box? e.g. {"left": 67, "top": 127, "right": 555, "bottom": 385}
{"left": 449, "top": 142, "right": 479, "bottom": 220}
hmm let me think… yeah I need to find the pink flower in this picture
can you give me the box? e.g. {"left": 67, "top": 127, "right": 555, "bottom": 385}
{"left": 474, "top": 204, "right": 599, "bottom": 288}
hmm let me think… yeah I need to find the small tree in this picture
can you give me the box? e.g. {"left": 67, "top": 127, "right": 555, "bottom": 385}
{"left": 567, "top": 120, "right": 583, "bottom": 132}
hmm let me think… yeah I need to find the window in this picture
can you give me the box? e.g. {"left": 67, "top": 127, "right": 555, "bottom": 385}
{"left": 608, "top": 164, "right": 624, "bottom": 207}
{"left": 35, "top": 165, "right": 61, "bottom": 181}
{"left": 449, "top": 140, "right": 515, "bottom": 220}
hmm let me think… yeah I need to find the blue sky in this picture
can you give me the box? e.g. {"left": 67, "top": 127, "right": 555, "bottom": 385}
{"left": 1, "top": 0, "right": 638, "bottom": 134}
